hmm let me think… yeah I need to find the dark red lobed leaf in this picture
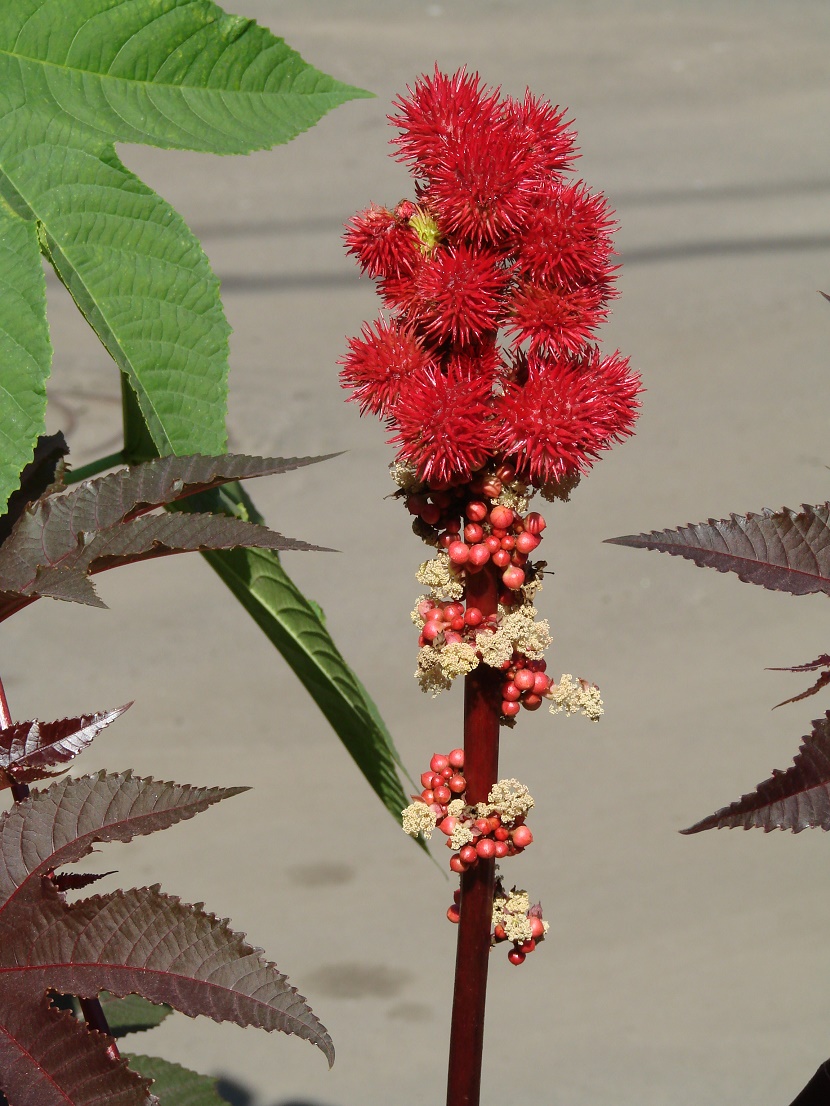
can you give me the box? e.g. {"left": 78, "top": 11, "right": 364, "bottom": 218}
{"left": 682, "top": 712, "right": 830, "bottom": 833}
{"left": 607, "top": 504, "right": 830, "bottom": 596}
{"left": 0, "top": 991, "right": 151, "bottom": 1106}
{"left": 0, "top": 886, "right": 333, "bottom": 1066}
{"left": 0, "top": 705, "right": 131, "bottom": 786}
{"left": 0, "top": 772, "right": 247, "bottom": 911}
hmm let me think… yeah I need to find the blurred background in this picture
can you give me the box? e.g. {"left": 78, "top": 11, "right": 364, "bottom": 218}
{"left": 9, "top": 1, "right": 830, "bottom": 1103}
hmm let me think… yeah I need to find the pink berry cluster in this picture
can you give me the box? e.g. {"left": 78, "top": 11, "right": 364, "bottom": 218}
{"left": 340, "top": 67, "right": 641, "bottom": 490}
{"left": 409, "top": 465, "right": 546, "bottom": 597}
{"left": 448, "top": 882, "right": 548, "bottom": 967}
{"left": 412, "top": 750, "right": 534, "bottom": 873}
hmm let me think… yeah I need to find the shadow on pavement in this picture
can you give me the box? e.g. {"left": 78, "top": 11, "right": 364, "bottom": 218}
{"left": 216, "top": 1075, "right": 341, "bottom": 1106}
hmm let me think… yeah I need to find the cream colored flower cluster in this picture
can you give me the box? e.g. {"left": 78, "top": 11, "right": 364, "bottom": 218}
{"left": 492, "top": 888, "right": 549, "bottom": 944}
{"left": 549, "top": 673, "right": 604, "bottom": 721}
{"left": 477, "top": 778, "right": 534, "bottom": 825}
{"left": 475, "top": 600, "right": 551, "bottom": 668}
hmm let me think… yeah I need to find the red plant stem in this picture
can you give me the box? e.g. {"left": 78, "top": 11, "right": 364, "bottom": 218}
{"left": 0, "top": 673, "right": 119, "bottom": 1060}
{"left": 446, "top": 562, "right": 501, "bottom": 1106}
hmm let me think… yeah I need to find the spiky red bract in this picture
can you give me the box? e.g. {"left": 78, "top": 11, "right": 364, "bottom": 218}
{"left": 414, "top": 244, "right": 507, "bottom": 344}
{"left": 339, "top": 318, "right": 433, "bottom": 416}
{"left": 389, "top": 68, "right": 502, "bottom": 176}
{"left": 344, "top": 205, "right": 420, "bottom": 279}
{"left": 504, "top": 91, "right": 578, "bottom": 179}
{"left": 516, "top": 182, "right": 617, "bottom": 288}
{"left": 507, "top": 282, "right": 613, "bottom": 354}
{"left": 391, "top": 68, "right": 537, "bottom": 245}
{"left": 389, "top": 366, "right": 495, "bottom": 484}
{"left": 494, "top": 349, "right": 641, "bottom": 483}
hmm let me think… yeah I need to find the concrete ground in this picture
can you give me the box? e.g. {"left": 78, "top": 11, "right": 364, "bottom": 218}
{"left": 7, "top": 2, "right": 830, "bottom": 1103}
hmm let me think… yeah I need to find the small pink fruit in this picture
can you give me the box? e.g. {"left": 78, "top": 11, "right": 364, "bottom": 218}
{"left": 491, "top": 548, "right": 511, "bottom": 569}
{"left": 475, "top": 838, "right": 496, "bottom": 859}
{"left": 449, "top": 855, "right": 468, "bottom": 874}
{"left": 433, "top": 785, "right": 451, "bottom": 804}
{"left": 465, "top": 500, "right": 488, "bottom": 522}
{"left": 448, "top": 541, "right": 470, "bottom": 564}
{"left": 524, "top": 512, "right": 546, "bottom": 535}
{"left": 529, "top": 917, "right": 546, "bottom": 939}
{"left": 500, "top": 534, "right": 516, "bottom": 551}
{"left": 518, "top": 938, "right": 536, "bottom": 954}
{"left": 448, "top": 774, "right": 467, "bottom": 794}
{"left": 494, "top": 826, "right": 510, "bottom": 842}
{"left": 521, "top": 693, "right": 543, "bottom": 711}
{"left": 496, "top": 463, "right": 516, "bottom": 483}
{"left": 502, "top": 566, "right": 525, "bottom": 590}
{"left": 464, "top": 522, "right": 484, "bottom": 543}
{"left": 473, "top": 818, "right": 490, "bottom": 834}
{"left": 502, "top": 682, "right": 522, "bottom": 702}
{"left": 420, "top": 503, "right": 441, "bottom": 525}
{"left": 468, "top": 543, "right": 491, "bottom": 567}
{"left": 430, "top": 753, "right": 449, "bottom": 773}
{"left": 459, "top": 845, "right": 478, "bottom": 865}
{"left": 494, "top": 923, "right": 507, "bottom": 941}
{"left": 420, "top": 771, "right": 434, "bottom": 789}
{"left": 438, "top": 816, "right": 458, "bottom": 836}
{"left": 489, "top": 505, "right": 514, "bottom": 530}
{"left": 507, "top": 948, "right": 526, "bottom": 966}
{"left": 421, "top": 789, "right": 435, "bottom": 804}
{"left": 481, "top": 477, "right": 502, "bottom": 498}
{"left": 447, "top": 904, "right": 461, "bottom": 923}
{"left": 494, "top": 841, "right": 509, "bottom": 858}
{"left": 421, "top": 622, "right": 441, "bottom": 643}
{"left": 533, "top": 672, "right": 551, "bottom": 695}
{"left": 448, "top": 748, "right": 465, "bottom": 768}
{"left": 516, "top": 531, "right": 541, "bottom": 554}
{"left": 463, "top": 607, "right": 484, "bottom": 627}
{"left": 512, "top": 825, "right": 533, "bottom": 848}
{"left": 513, "top": 669, "right": 535, "bottom": 691}
{"left": 502, "top": 700, "right": 521, "bottom": 717}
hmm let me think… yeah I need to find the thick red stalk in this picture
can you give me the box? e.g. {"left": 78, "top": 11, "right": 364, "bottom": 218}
{"left": 446, "top": 562, "right": 501, "bottom": 1106}
{"left": 0, "top": 674, "right": 119, "bottom": 1059}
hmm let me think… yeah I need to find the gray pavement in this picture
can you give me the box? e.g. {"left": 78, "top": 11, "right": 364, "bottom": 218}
{"left": 7, "top": 2, "right": 830, "bottom": 1103}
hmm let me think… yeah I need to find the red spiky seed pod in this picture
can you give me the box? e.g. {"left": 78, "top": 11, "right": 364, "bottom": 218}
{"left": 339, "top": 318, "right": 434, "bottom": 418}
{"left": 494, "top": 349, "right": 641, "bottom": 484}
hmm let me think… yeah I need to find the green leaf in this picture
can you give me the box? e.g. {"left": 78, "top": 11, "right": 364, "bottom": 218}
{"left": 98, "top": 993, "right": 172, "bottom": 1038}
{"left": 125, "top": 1055, "right": 227, "bottom": 1106}
{"left": 0, "top": 196, "right": 51, "bottom": 517}
{"left": 0, "top": 0, "right": 371, "bottom": 465}
{"left": 0, "top": 1, "right": 372, "bottom": 155}
{"left": 176, "top": 482, "right": 415, "bottom": 831}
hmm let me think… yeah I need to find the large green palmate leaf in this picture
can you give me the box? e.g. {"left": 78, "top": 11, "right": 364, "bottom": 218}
{"left": 0, "top": 197, "right": 50, "bottom": 518}
{"left": 0, "top": 0, "right": 370, "bottom": 511}
{"left": 176, "top": 483, "right": 416, "bottom": 831}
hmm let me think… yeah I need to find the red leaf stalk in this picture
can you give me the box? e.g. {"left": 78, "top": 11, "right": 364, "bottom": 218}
{"left": 0, "top": 673, "right": 119, "bottom": 1058}
{"left": 446, "top": 563, "right": 501, "bottom": 1106}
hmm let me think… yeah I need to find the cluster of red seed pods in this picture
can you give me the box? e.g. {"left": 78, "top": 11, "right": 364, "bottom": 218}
{"left": 499, "top": 655, "right": 551, "bottom": 717}
{"left": 410, "top": 750, "right": 534, "bottom": 876}
{"left": 447, "top": 881, "right": 548, "bottom": 966}
{"left": 406, "top": 466, "right": 547, "bottom": 595}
